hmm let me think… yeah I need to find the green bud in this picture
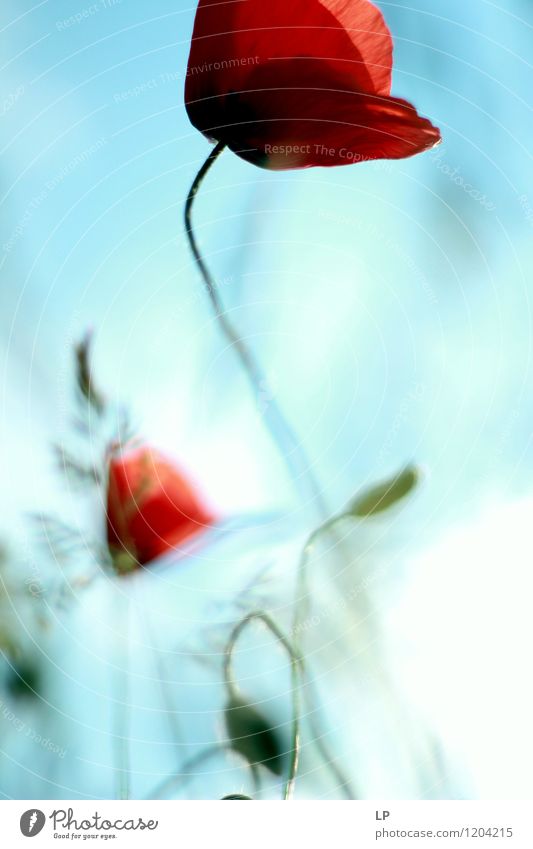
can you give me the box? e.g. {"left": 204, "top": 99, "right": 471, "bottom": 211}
{"left": 349, "top": 465, "right": 419, "bottom": 517}
{"left": 221, "top": 794, "right": 252, "bottom": 800}
{"left": 224, "top": 696, "right": 285, "bottom": 776}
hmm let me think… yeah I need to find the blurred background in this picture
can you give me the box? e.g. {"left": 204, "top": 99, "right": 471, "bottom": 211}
{"left": 1, "top": 0, "right": 532, "bottom": 799}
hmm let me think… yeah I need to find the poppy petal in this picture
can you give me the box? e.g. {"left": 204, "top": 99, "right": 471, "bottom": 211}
{"left": 320, "top": 0, "right": 393, "bottom": 95}
{"left": 194, "top": 57, "right": 441, "bottom": 169}
{"left": 106, "top": 447, "right": 214, "bottom": 567}
{"left": 186, "top": 0, "right": 393, "bottom": 140}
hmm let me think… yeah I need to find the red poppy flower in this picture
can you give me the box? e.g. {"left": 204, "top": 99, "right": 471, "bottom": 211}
{"left": 185, "top": 0, "right": 441, "bottom": 170}
{"left": 106, "top": 446, "right": 214, "bottom": 571}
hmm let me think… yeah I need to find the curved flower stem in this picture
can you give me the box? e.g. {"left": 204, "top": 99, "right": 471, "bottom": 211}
{"left": 150, "top": 745, "right": 222, "bottom": 799}
{"left": 149, "top": 744, "right": 253, "bottom": 799}
{"left": 223, "top": 529, "right": 355, "bottom": 799}
{"left": 223, "top": 610, "right": 302, "bottom": 800}
{"left": 187, "top": 148, "right": 353, "bottom": 799}
{"left": 224, "top": 610, "right": 301, "bottom": 699}
{"left": 284, "top": 643, "right": 301, "bottom": 800}
{"left": 302, "top": 671, "right": 357, "bottom": 799}
{"left": 185, "top": 143, "right": 328, "bottom": 518}
{"left": 284, "top": 516, "right": 340, "bottom": 796}
{"left": 293, "top": 516, "right": 343, "bottom": 630}
{"left": 289, "top": 512, "right": 357, "bottom": 799}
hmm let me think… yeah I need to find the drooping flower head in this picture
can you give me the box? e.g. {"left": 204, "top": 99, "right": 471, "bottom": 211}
{"left": 106, "top": 445, "right": 214, "bottom": 572}
{"left": 185, "top": 0, "right": 441, "bottom": 169}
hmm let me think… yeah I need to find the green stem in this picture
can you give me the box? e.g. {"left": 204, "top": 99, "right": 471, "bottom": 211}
{"left": 149, "top": 745, "right": 224, "bottom": 799}
{"left": 184, "top": 143, "right": 328, "bottom": 518}
{"left": 187, "top": 148, "right": 355, "bottom": 800}
{"left": 289, "top": 512, "right": 357, "bottom": 799}
{"left": 293, "top": 516, "right": 342, "bottom": 630}
{"left": 150, "top": 744, "right": 258, "bottom": 800}
{"left": 302, "top": 670, "right": 357, "bottom": 799}
{"left": 284, "top": 644, "right": 301, "bottom": 799}
{"left": 224, "top": 611, "right": 300, "bottom": 698}
{"left": 223, "top": 610, "right": 302, "bottom": 800}
{"left": 223, "top": 515, "right": 353, "bottom": 800}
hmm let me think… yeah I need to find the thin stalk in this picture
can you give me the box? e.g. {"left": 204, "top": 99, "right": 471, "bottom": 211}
{"left": 184, "top": 143, "right": 328, "bottom": 518}
{"left": 284, "top": 643, "right": 301, "bottom": 799}
{"left": 186, "top": 148, "right": 354, "bottom": 799}
{"left": 149, "top": 745, "right": 223, "bottom": 799}
{"left": 224, "top": 610, "right": 301, "bottom": 698}
{"left": 293, "top": 516, "right": 343, "bottom": 629}
{"left": 303, "top": 671, "right": 357, "bottom": 799}
{"left": 223, "top": 610, "right": 302, "bottom": 800}
{"left": 284, "top": 513, "right": 355, "bottom": 799}
{"left": 149, "top": 744, "right": 253, "bottom": 799}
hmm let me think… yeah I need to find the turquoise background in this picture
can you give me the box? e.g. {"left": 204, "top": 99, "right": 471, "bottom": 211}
{"left": 1, "top": 0, "right": 533, "bottom": 799}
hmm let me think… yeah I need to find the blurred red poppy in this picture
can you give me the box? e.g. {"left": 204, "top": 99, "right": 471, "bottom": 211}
{"left": 185, "top": 0, "right": 441, "bottom": 169}
{"left": 106, "top": 446, "right": 214, "bottom": 571}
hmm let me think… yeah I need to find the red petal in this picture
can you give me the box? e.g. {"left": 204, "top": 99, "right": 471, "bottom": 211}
{"left": 320, "top": 0, "right": 393, "bottom": 95}
{"left": 186, "top": 0, "right": 393, "bottom": 138}
{"left": 106, "top": 447, "right": 214, "bottom": 567}
{"left": 193, "top": 57, "right": 441, "bottom": 169}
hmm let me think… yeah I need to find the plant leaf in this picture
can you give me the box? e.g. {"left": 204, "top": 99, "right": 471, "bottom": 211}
{"left": 52, "top": 444, "right": 101, "bottom": 486}
{"left": 74, "top": 333, "right": 106, "bottom": 415}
